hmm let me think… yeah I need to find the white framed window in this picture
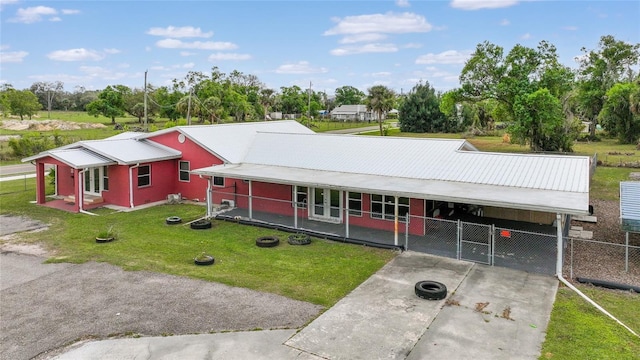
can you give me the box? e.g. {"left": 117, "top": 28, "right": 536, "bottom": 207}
{"left": 179, "top": 161, "right": 190, "bottom": 182}
{"left": 293, "top": 186, "right": 308, "bottom": 208}
{"left": 138, "top": 165, "right": 151, "bottom": 187}
{"left": 103, "top": 166, "right": 109, "bottom": 191}
{"left": 348, "top": 192, "right": 362, "bottom": 216}
{"left": 371, "top": 194, "right": 409, "bottom": 221}
{"left": 213, "top": 176, "right": 224, "bottom": 187}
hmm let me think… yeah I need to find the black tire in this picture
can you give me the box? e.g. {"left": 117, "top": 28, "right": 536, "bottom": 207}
{"left": 287, "top": 234, "right": 311, "bottom": 245}
{"left": 415, "top": 281, "right": 447, "bottom": 300}
{"left": 166, "top": 216, "right": 182, "bottom": 225}
{"left": 95, "top": 237, "right": 114, "bottom": 243}
{"left": 194, "top": 256, "right": 215, "bottom": 266}
{"left": 256, "top": 236, "right": 280, "bottom": 248}
{"left": 190, "top": 219, "right": 212, "bottom": 230}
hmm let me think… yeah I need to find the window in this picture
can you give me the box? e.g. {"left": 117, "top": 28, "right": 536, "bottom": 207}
{"left": 103, "top": 166, "right": 109, "bottom": 191}
{"left": 213, "top": 176, "right": 224, "bottom": 187}
{"left": 371, "top": 194, "right": 409, "bottom": 221}
{"left": 293, "top": 186, "right": 308, "bottom": 208}
{"left": 348, "top": 192, "right": 362, "bottom": 216}
{"left": 138, "top": 165, "right": 150, "bottom": 187}
{"left": 179, "top": 161, "right": 190, "bottom": 182}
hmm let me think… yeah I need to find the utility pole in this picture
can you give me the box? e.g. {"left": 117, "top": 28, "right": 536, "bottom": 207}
{"left": 144, "top": 70, "right": 148, "bottom": 132}
{"left": 308, "top": 81, "right": 312, "bottom": 127}
{"left": 186, "top": 88, "right": 192, "bottom": 126}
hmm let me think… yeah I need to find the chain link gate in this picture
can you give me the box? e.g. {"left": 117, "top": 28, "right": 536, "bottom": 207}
{"left": 459, "top": 221, "right": 492, "bottom": 264}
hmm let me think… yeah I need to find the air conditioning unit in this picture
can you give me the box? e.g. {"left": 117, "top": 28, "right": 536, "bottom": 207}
{"left": 167, "top": 193, "right": 181, "bottom": 204}
{"left": 221, "top": 199, "right": 235, "bottom": 208}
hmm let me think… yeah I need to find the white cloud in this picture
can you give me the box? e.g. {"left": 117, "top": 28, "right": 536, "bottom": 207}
{"left": 563, "top": 26, "right": 578, "bottom": 31}
{"left": 396, "top": 0, "right": 410, "bottom": 7}
{"left": 49, "top": 16, "right": 61, "bottom": 22}
{"left": 415, "top": 50, "right": 472, "bottom": 64}
{"left": 79, "top": 66, "right": 127, "bottom": 80}
{"left": 147, "top": 26, "right": 213, "bottom": 38}
{"left": 0, "top": 0, "right": 20, "bottom": 9}
{"left": 521, "top": 32, "right": 531, "bottom": 39}
{"left": 208, "top": 53, "right": 251, "bottom": 61}
{"left": 0, "top": 50, "right": 28, "bottom": 63}
{"left": 275, "top": 61, "right": 328, "bottom": 74}
{"left": 47, "top": 48, "right": 104, "bottom": 61}
{"left": 156, "top": 38, "right": 237, "bottom": 50}
{"left": 61, "top": 9, "right": 80, "bottom": 15}
{"left": 11, "top": 6, "right": 57, "bottom": 23}
{"left": 330, "top": 43, "right": 399, "bottom": 56}
{"left": 450, "top": 0, "right": 519, "bottom": 10}
{"left": 339, "top": 33, "right": 387, "bottom": 44}
{"left": 103, "top": 48, "right": 121, "bottom": 54}
{"left": 370, "top": 72, "right": 392, "bottom": 77}
{"left": 500, "top": 19, "right": 510, "bottom": 26}
{"left": 324, "top": 12, "right": 432, "bottom": 35}
{"left": 182, "top": 62, "right": 195, "bottom": 69}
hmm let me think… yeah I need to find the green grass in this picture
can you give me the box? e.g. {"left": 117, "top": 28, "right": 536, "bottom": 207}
{"left": 540, "top": 285, "right": 640, "bottom": 360}
{"left": 0, "top": 178, "right": 395, "bottom": 307}
{"left": 590, "top": 167, "right": 637, "bottom": 201}
{"left": 309, "top": 119, "right": 392, "bottom": 132}
{"left": 33, "top": 110, "right": 137, "bottom": 124}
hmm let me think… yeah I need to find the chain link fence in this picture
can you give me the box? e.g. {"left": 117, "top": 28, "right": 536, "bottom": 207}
{"left": 565, "top": 237, "right": 640, "bottom": 287}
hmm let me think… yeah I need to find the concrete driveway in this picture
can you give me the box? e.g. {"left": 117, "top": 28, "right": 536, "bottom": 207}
{"left": 44, "top": 252, "right": 557, "bottom": 360}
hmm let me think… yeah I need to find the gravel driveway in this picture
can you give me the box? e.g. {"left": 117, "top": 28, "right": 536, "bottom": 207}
{"left": 0, "top": 253, "right": 323, "bottom": 360}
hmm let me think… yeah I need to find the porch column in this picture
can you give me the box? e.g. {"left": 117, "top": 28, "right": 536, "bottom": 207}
{"left": 73, "top": 169, "right": 81, "bottom": 213}
{"left": 248, "top": 180, "right": 253, "bottom": 220}
{"left": 206, "top": 177, "right": 213, "bottom": 218}
{"left": 293, "top": 186, "right": 298, "bottom": 229}
{"left": 35, "top": 162, "right": 46, "bottom": 204}
{"left": 394, "top": 196, "right": 399, "bottom": 246}
{"left": 345, "top": 191, "right": 350, "bottom": 238}
{"left": 556, "top": 213, "right": 563, "bottom": 276}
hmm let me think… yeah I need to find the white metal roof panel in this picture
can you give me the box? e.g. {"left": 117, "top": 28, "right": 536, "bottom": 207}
{"left": 23, "top": 148, "right": 116, "bottom": 168}
{"left": 192, "top": 163, "right": 589, "bottom": 215}
{"left": 79, "top": 139, "right": 181, "bottom": 165}
{"left": 620, "top": 181, "right": 640, "bottom": 233}
{"left": 146, "top": 120, "right": 314, "bottom": 163}
{"left": 242, "top": 133, "right": 590, "bottom": 193}
{"left": 105, "top": 132, "right": 141, "bottom": 140}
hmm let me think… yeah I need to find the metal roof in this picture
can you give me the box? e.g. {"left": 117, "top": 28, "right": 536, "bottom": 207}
{"left": 192, "top": 132, "right": 591, "bottom": 215}
{"left": 23, "top": 138, "right": 181, "bottom": 166}
{"left": 330, "top": 105, "right": 368, "bottom": 115}
{"left": 26, "top": 148, "right": 116, "bottom": 168}
{"left": 243, "top": 133, "right": 590, "bottom": 193}
{"left": 144, "top": 120, "right": 314, "bottom": 163}
{"left": 620, "top": 181, "right": 640, "bottom": 233}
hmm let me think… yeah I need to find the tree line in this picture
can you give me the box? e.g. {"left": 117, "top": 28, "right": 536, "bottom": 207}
{"left": 1, "top": 35, "right": 638, "bottom": 151}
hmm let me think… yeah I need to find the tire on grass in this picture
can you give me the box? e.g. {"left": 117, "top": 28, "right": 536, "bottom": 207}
{"left": 166, "top": 216, "right": 182, "bottom": 225}
{"left": 415, "top": 280, "right": 447, "bottom": 300}
{"left": 256, "top": 236, "right": 280, "bottom": 248}
{"left": 190, "top": 219, "right": 212, "bottom": 230}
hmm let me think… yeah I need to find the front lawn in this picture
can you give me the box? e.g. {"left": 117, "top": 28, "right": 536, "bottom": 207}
{"left": 0, "top": 179, "right": 395, "bottom": 307}
{"left": 541, "top": 285, "right": 640, "bottom": 359}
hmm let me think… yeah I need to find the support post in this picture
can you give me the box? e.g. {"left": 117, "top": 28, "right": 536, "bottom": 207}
{"left": 405, "top": 214, "right": 409, "bottom": 251}
{"left": 394, "top": 195, "right": 399, "bottom": 246}
{"left": 35, "top": 162, "right": 46, "bottom": 204}
{"left": 626, "top": 232, "right": 630, "bottom": 272}
{"left": 457, "top": 219, "right": 462, "bottom": 260}
{"left": 248, "top": 180, "right": 253, "bottom": 220}
{"left": 293, "top": 186, "right": 298, "bottom": 229}
{"left": 206, "top": 178, "right": 212, "bottom": 218}
{"left": 556, "top": 213, "right": 563, "bottom": 276}
{"left": 345, "top": 191, "right": 350, "bottom": 238}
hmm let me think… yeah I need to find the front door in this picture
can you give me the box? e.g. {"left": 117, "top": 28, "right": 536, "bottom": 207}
{"left": 311, "top": 188, "right": 342, "bottom": 223}
{"left": 83, "top": 167, "right": 104, "bottom": 196}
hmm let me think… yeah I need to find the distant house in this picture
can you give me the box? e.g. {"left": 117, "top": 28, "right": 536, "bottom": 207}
{"left": 330, "top": 105, "right": 372, "bottom": 121}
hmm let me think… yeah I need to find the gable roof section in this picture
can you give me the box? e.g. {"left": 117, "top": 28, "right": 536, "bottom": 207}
{"left": 620, "top": 181, "right": 640, "bottom": 233}
{"left": 143, "top": 120, "right": 314, "bottom": 163}
{"left": 193, "top": 132, "right": 591, "bottom": 215}
{"left": 23, "top": 138, "right": 181, "bottom": 167}
{"left": 331, "top": 105, "right": 368, "bottom": 115}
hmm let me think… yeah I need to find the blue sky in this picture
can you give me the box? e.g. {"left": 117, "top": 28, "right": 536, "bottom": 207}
{"left": 1, "top": 0, "right": 638, "bottom": 95}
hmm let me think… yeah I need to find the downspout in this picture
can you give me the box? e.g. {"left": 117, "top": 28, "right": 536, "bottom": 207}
{"left": 206, "top": 176, "right": 212, "bottom": 218}
{"left": 555, "top": 213, "right": 638, "bottom": 338}
{"left": 129, "top": 163, "right": 140, "bottom": 209}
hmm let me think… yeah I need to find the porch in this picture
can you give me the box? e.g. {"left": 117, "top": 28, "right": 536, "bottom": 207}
{"left": 217, "top": 207, "right": 559, "bottom": 275}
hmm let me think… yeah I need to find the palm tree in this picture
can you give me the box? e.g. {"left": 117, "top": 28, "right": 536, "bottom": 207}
{"left": 366, "top": 85, "right": 396, "bottom": 136}
{"left": 259, "top": 88, "right": 275, "bottom": 120}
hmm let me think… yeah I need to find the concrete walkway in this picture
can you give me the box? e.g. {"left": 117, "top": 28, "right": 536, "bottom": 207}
{"left": 51, "top": 252, "right": 558, "bottom": 360}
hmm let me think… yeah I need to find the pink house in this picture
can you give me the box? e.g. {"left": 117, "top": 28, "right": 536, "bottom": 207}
{"left": 24, "top": 120, "right": 592, "bottom": 272}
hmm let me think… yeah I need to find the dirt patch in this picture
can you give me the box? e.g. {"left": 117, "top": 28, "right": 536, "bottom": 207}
{"left": 0, "top": 119, "right": 106, "bottom": 131}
